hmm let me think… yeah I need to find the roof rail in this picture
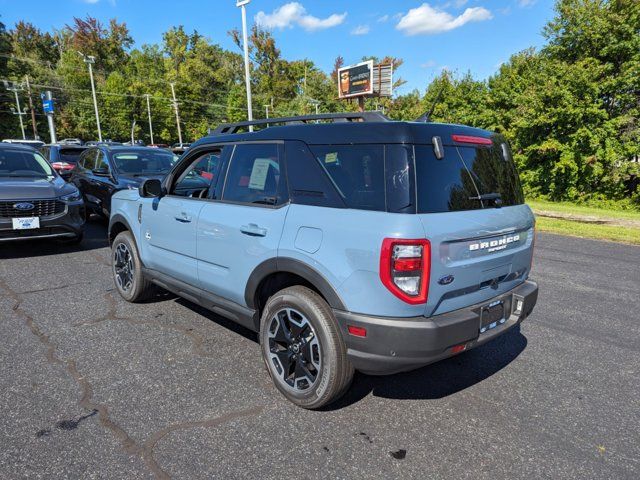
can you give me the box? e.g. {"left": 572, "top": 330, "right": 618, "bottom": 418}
{"left": 211, "top": 111, "right": 389, "bottom": 135}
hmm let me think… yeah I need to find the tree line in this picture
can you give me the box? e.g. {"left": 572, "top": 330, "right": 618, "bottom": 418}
{"left": 0, "top": 0, "right": 638, "bottom": 207}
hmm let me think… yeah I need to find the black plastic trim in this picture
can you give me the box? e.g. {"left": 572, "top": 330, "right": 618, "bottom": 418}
{"left": 108, "top": 213, "right": 133, "bottom": 245}
{"left": 142, "top": 267, "right": 259, "bottom": 331}
{"left": 245, "top": 257, "right": 347, "bottom": 311}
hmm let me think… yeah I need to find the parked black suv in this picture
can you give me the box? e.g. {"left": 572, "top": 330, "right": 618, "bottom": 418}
{"left": 0, "top": 143, "right": 84, "bottom": 242}
{"left": 70, "top": 145, "right": 178, "bottom": 218}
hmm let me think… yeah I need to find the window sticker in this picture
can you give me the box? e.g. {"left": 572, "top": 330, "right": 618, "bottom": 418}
{"left": 324, "top": 152, "right": 338, "bottom": 164}
{"left": 248, "top": 158, "right": 271, "bottom": 190}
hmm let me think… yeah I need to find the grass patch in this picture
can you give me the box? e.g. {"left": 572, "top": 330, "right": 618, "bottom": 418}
{"left": 535, "top": 216, "right": 640, "bottom": 245}
{"left": 528, "top": 199, "right": 640, "bottom": 221}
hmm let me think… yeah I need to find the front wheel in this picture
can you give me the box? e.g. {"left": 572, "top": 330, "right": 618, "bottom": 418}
{"left": 111, "top": 231, "right": 155, "bottom": 302}
{"left": 259, "top": 286, "right": 354, "bottom": 409}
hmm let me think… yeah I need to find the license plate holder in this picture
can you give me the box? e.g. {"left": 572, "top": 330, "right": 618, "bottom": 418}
{"left": 12, "top": 217, "right": 40, "bottom": 230}
{"left": 480, "top": 300, "right": 505, "bottom": 334}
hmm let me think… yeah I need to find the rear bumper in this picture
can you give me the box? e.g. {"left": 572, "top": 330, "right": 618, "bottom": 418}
{"left": 0, "top": 202, "right": 85, "bottom": 242}
{"left": 334, "top": 280, "right": 538, "bottom": 375}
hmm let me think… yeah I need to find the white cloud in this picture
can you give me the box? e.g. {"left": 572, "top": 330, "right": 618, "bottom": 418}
{"left": 518, "top": 0, "right": 537, "bottom": 7}
{"left": 377, "top": 14, "right": 389, "bottom": 23}
{"left": 255, "top": 2, "right": 347, "bottom": 32}
{"left": 351, "top": 25, "right": 370, "bottom": 35}
{"left": 81, "top": 0, "right": 100, "bottom": 3}
{"left": 421, "top": 60, "right": 437, "bottom": 68}
{"left": 396, "top": 3, "right": 493, "bottom": 35}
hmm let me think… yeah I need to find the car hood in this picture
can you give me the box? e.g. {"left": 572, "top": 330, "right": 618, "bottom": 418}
{"left": 117, "top": 174, "right": 166, "bottom": 188}
{"left": 0, "top": 175, "right": 72, "bottom": 200}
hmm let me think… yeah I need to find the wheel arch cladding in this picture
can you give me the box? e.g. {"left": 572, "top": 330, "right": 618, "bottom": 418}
{"left": 245, "top": 258, "right": 346, "bottom": 312}
{"left": 108, "top": 214, "right": 132, "bottom": 245}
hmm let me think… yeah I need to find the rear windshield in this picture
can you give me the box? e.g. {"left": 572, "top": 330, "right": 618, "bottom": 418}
{"left": 59, "top": 148, "right": 85, "bottom": 164}
{"left": 306, "top": 140, "right": 523, "bottom": 214}
{"left": 415, "top": 141, "right": 524, "bottom": 213}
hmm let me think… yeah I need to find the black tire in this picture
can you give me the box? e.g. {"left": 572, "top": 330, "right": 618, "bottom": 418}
{"left": 111, "top": 231, "right": 155, "bottom": 302}
{"left": 259, "top": 286, "right": 354, "bottom": 409}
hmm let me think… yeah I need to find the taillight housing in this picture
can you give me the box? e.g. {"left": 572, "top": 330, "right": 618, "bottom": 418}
{"left": 380, "top": 238, "right": 431, "bottom": 304}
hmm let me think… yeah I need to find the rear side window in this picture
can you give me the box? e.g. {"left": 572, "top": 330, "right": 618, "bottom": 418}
{"left": 222, "top": 144, "right": 286, "bottom": 206}
{"left": 309, "top": 145, "right": 385, "bottom": 211}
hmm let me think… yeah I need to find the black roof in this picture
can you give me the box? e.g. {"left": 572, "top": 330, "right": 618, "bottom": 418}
{"left": 195, "top": 117, "right": 494, "bottom": 148}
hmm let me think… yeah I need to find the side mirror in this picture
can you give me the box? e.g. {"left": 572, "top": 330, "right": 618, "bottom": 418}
{"left": 139, "top": 178, "right": 163, "bottom": 198}
{"left": 92, "top": 167, "right": 111, "bottom": 176}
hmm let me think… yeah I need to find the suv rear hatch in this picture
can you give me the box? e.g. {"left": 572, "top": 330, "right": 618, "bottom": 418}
{"left": 414, "top": 134, "right": 534, "bottom": 317}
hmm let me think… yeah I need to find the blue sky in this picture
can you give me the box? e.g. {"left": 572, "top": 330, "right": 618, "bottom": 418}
{"left": 1, "top": 0, "right": 556, "bottom": 93}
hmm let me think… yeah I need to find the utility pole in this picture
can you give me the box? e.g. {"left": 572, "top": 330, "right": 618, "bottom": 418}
{"left": 24, "top": 76, "right": 38, "bottom": 139}
{"left": 169, "top": 82, "right": 183, "bottom": 145}
{"left": 4, "top": 81, "right": 26, "bottom": 140}
{"left": 42, "top": 91, "right": 57, "bottom": 144}
{"left": 79, "top": 52, "right": 102, "bottom": 142}
{"left": 145, "top": 94, "right": 154, "bottom": 144}
{"left": 237, "top": 0, "right": 253, "bottom": 130}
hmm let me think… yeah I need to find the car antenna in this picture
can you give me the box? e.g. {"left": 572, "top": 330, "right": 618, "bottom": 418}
{"left": 415, "top": 73, "right": 448, "bottom": 123}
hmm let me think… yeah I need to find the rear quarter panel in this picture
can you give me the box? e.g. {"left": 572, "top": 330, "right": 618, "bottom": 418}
{"left": 280, "top": 204, "right": 427, "bottom": 317}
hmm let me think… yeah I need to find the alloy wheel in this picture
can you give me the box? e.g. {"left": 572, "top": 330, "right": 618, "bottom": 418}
{"left": 113, "top": 243, "right": 134, "bottom": 292}
{"left": 267, "top": 308, "right": 321, "bottom": 391}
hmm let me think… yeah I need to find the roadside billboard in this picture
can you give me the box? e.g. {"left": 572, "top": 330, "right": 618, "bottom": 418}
{"left": 338, "top": 60, "right": 373, "bottom": 98}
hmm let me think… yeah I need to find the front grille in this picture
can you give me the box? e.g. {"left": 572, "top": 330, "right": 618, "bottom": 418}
{"left": 0, "top": 200, "right": 65, "bottom": 218}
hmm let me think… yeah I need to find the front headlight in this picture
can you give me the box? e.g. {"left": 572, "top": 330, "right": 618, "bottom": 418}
{"left": 60, "top": 189, "right": 82, "bottom": 203}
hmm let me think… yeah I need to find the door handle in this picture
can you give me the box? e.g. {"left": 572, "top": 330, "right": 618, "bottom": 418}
{"left": 240, "top": 223, "right": 267, "bottom": 237}
{"left": 174, "top": 212, "right": 192, "bottom": 223}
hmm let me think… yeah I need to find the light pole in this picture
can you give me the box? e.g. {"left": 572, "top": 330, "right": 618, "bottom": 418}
{"left": 145, "top": 94, "right": 154, "bottom": 144}
{"left": 169, "top": 82, "right": 183, "bottom": 145}
{"left": 237, "top": 0, "right": 253, "bottom": 130}
{"left": 3, "top": 81, "right": 26, "bottom": 140}
{"left": 78, "top": 52, "right": 102, "bottom": 142}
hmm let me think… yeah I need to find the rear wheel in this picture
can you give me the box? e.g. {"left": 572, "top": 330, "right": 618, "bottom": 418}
{"left": 111, "top": 231, "right": 155, "bottom": 302}
{"left": 259, "top": 286, "right": 354, "bottom": 409}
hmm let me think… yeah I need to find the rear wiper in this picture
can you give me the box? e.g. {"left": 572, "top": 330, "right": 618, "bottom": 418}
{"left": 469, "top": 192, "right": 503, "bottom": 206}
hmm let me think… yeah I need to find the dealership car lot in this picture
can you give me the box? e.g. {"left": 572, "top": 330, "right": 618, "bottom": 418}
{"left": 0, "top": 224, "right": 638, "bottom": 479}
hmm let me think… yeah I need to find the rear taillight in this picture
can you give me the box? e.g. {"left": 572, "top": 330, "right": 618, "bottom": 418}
{"left": 380, "top": 238, "right": 431, "bottom": 304}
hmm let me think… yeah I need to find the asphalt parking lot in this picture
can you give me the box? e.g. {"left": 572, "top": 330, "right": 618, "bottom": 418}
{"left": 1, "top": 219, "right": 639, "bottom": 479}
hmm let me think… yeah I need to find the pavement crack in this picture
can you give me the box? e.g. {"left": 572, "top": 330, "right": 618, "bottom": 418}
{"left": 74, "top": 292, "right": 218, "bottom": 359}
{"left": 141, "top": 406, "right": 265, "bottom": 480}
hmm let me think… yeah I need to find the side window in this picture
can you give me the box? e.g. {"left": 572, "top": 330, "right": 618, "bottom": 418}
{"left": 80, "top": 150, "right": 97, "bottom": 171}
{"left": 95, "top": 151, "right": 110, "bottom": 172}
{"left": 172, "top": 149, "right": 224, "bottom": 199}
{"left": 222, "top": 144, "right": 285, "bottom": 206}
{"left": 308, "top": 144, "right": 385, "bottom": 211}
{"left": 40, "top": 147, "right": 50, "bottom": 160}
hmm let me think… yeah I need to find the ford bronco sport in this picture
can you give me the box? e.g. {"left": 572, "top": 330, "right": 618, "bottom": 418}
{"left": 108, "top": 112, "right": 538, "bottom": 409}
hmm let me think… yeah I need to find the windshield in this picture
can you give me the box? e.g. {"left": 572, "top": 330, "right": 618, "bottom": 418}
{"left": 112, "top": 150, "right": 178, "bottom": 175}
{"left": 0, "top": 149, "right": 55, "bottom": 177}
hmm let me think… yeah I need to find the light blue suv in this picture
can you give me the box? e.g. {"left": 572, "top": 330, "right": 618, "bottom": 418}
{"left": 109, "top": 112, "right": 538, "bottom": 408}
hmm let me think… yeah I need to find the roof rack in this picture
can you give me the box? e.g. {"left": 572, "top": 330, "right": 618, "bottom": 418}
{"left": 211, "top": 111, "right": 389, "bottom": 135}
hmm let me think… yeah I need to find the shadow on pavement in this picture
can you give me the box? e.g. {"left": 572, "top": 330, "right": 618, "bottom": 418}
{"left": 0, "top": 215, "right": 109, "bottom": 259}
{"left": 165, "top": 291, "right": 527, "bottom": 409}
{"left": 324, "top": 326, "right": 527, "bottom": 409}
